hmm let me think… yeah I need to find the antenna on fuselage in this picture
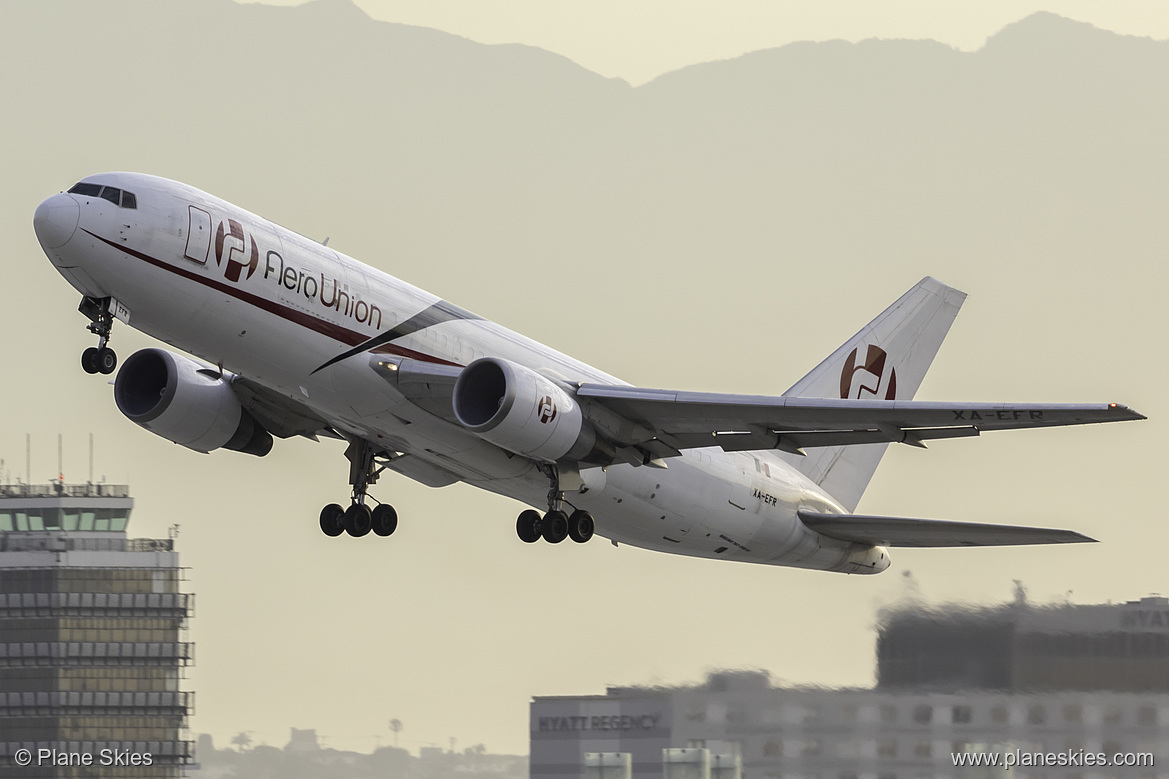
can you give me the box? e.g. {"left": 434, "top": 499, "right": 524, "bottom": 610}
{"left": 321, "top": 237, "right": 330, "bottom": 247}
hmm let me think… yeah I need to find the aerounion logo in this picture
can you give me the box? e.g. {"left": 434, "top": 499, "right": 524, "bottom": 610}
{"left": 537, "top": 395, "right": 558, "bottom": 424}
{"left": 840, "top": 344, "right": 897, "bottom": 400}
{"left": 214, "top": 219, "right": 259, "bottom": 282}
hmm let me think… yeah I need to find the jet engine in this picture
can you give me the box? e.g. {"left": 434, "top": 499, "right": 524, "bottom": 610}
{"left": 113, "top": 348, "right": 273, "bottom": 456}
{"left": 452, "top": 357, "right": 598, "bottom": 462}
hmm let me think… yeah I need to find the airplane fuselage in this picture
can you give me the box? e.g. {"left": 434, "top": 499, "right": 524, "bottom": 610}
{"left": 36, "top": 172, "right": 890, "bottom": 573}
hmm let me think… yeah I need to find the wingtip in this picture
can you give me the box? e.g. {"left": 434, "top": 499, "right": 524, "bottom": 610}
{"left": 1109, "top": 403, "right": 1147, "bottom": 421}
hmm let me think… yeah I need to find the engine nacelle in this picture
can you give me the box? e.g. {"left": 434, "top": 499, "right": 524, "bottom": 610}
{"left": 113, "top": 348, "right": 273, "bottom": 456}
{"left": 452, "top": 357, "right": 596, "bottom": 463}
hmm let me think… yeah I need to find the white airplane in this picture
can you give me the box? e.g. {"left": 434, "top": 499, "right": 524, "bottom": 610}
{"left": 33, "top": 173, "right": 1144, "bottom": 574}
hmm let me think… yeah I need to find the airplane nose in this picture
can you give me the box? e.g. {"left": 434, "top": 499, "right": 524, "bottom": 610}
{"left": 33, "top": 193, "right": 80, "bottom": 250}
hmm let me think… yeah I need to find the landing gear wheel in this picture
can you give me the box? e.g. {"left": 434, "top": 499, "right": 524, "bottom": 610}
{"left": 371, "top": 504, "right": 398, "bottom": 537}
{"left": 516, "top": 510, "right": 542, "bottom": 543}
{"left": 80, "top": 296, "right": 118, "bottom": 375}
{"left": 319, "top": 504, "right": 345, "bottom": 537}
{"left": 96, "top": 347, "right": 117, "bottom": 375}
{"left": 541, "top": 509, "right": 569, "bottom": 544}
{"left": 81, "top": 347, "right": 100, "bottom": 375}
{"left": 344, "top": 503, "right": 373, "bottom": 537}
{"left": 568, "top": 510, "right": 595, "bottom": 543}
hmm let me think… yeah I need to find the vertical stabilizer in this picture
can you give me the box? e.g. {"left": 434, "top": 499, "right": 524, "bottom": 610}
{"left": 781, "top": 277, "right": 966, "bottom": 511}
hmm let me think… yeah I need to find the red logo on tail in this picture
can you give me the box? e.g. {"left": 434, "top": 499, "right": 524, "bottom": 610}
{"left": 840, "top": 345, "right": 897, "bottom": 400}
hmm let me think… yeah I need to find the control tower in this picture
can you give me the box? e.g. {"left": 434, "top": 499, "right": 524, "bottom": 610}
{"left": 0, "top": 481, "right": 193, "bottom": 777}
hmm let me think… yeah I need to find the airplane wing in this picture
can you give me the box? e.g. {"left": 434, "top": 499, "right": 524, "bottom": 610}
{"left": 370, "top": 357, "right": 1143, "bottom": 462}
{"left": 797, "top": 509, "right": 1094, "bottom": 547}
{"left": 576, "top": 384, "right": 1145, "bottom": 457}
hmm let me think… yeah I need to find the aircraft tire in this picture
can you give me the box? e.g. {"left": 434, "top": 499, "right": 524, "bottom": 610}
{"left": 371, "top": 504, "right": 398, "bottom": 537}
{"left": 542, "top": 510, "right": 569, "bottom": 544}
{"left": 97, "top": 347, "right": 117, "bottom": 375}
{"left": 516, "top": 510, "right": 542, "bottom": 543}
{"left": 82, "top": 347, "right": 100, "bottom": 374}
{"left": 344, "top": 503, "right": 373, "bottom": 537}
{"left": 568, "top": 510, "right": 595, "bottom": 543}
{"left": 319, "top": 504, "right": 345, "bottom": 537}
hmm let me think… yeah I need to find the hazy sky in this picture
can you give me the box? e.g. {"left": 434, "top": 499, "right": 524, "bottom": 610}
{"left": 245, "top": 0, "right": 1169, "bottom": 84}
{"left": 4, "top": 0, "right": 1166, "bottom": 760}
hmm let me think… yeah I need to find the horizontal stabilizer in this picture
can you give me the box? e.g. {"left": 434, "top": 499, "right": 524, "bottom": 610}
{"left": 797, "top": 509, "right": 1095, "bottom": 548}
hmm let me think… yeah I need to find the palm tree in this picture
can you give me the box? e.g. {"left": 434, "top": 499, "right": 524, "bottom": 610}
{"left": 389, "top": 719, "right": 403, "bottom": 748}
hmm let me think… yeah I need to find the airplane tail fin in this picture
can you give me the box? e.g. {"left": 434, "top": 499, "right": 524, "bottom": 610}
{"left": 781, "top": 277, "right": 966, "bottom": 511}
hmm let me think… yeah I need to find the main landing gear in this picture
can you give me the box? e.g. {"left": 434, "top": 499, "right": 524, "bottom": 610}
{"left": 79, "top": 296, "right": 118, "bottom": 375}
{"left": 319, "top": 438, "right": 399, "bottom": 539}
{"left": 515, "top": 465, "right": 595, "bottom": 545}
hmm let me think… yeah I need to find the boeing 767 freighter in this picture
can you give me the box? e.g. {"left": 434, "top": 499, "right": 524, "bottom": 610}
{"left": 32, "top": 173, "right": 1144, "bottom": 574}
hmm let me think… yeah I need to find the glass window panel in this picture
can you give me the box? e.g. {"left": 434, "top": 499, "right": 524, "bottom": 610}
{"left": 79, "top": 512, "right": 95, "bottom": 531}
{"left": 29, "top": 514, "right": 44, "bottom": 531}
{"left": 94, "top": 516, "right": 109, "bottom": 531}
{"left": 0, "top": 512, "right": 11, "bottom": 531}
{"left": 68, "top": 182, "right": 102, "bottom": 197}
{"left": 110, "top": 514, "right": 128, "bottom": 532}
{"left": 43, "top": 508, "right": 60, "bottom": 529}
{"left": 99, "top": 187, "right": 121, "bottom": 205}
{"left": 121, "top": 191, "right": 137, "bottom": 209}
{"left": 62, "top": 510, "right": 79, "bottom": 531}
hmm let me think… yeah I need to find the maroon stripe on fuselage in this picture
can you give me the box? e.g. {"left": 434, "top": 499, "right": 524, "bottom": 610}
{"left": 81, "top": 229, "right": 461, "bottom": 369}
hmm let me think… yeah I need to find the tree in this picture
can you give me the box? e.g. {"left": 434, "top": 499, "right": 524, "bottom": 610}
{"left": 389, "top": 719, "right": 403, "bottom": 748}
{"left": 230, "top": 732, "right": 253, "bottom": 752}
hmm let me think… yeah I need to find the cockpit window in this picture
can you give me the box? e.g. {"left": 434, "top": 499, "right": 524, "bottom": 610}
{"left": 68, "top": 182, "right": 102, "bottom": 197}
{"left": 66, "top": 182, "right": 137, "bottom": 208}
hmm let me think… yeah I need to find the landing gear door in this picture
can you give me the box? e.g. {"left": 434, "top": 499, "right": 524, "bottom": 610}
{"left": 110, "top": 298, "right": 131, "bottom": 325}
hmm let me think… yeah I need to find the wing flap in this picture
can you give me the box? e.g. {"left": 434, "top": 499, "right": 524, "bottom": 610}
{"left": 797, "top": 509, "right": 1095, "bottom": 548}
{"left": 669, "top": 425, "right": 981, "bottom": 453}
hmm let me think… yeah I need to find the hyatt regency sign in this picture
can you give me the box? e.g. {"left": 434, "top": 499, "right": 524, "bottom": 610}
{"left": 536, "top": 714, "right": 663, "bottom": 733}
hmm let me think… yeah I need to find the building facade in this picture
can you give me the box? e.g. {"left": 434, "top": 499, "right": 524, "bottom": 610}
{"left": 0, "top": 482, "right": 193, "bottom": 778}
{"left": 878, "top": 596, "right": 1169, "bottom": 693}
{"left": 532, "top": 597, "right": 1169, "bottom": 779}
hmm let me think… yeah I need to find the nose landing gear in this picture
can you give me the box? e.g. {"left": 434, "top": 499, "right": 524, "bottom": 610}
{"left": 79, "top": 295, "right": 118, "bottom": 375}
